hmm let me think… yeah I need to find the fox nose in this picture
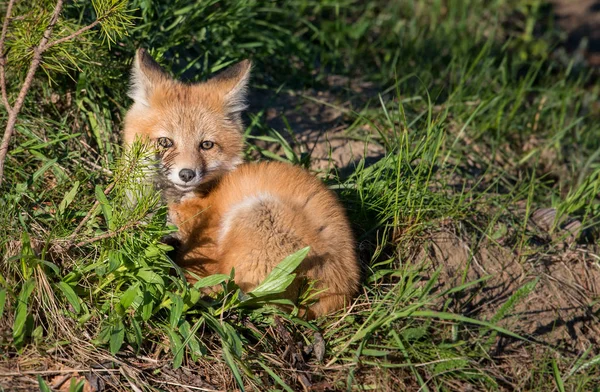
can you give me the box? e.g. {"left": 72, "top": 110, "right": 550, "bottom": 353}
{"left": 178, "top": 169, "right": 196, "bottom": 183}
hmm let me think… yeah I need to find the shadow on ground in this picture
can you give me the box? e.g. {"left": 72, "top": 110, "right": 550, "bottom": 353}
{"left": 553, "top": 0, "right": 600, "bottom": 66}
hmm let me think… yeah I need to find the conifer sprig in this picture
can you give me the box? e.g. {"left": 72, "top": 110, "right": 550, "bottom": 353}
{"left": 0, "top": 0, "right": 133, "bottom": 185}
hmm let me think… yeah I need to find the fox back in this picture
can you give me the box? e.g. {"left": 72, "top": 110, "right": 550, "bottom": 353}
{"left": 123, "top": 49, "right": 360, "bottom": 318}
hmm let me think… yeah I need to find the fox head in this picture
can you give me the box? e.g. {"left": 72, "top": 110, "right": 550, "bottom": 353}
{"left": 123, "top": 48, "right": 251, "bottom": 193}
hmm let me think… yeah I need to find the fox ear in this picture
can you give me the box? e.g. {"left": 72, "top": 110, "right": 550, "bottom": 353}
{"left": 129, "top": 48, "right": 169, "bottom": 107}
{"left": 210, "top": 60, "right": 252, "bottom": 115}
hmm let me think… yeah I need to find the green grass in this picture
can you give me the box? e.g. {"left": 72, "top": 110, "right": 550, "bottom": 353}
{"left": 1, "top": 0, "right": 600, "bottom": 391}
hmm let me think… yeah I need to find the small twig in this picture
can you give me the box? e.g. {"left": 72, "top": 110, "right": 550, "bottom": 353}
{"left": 80, "top": 156, "right": 114, "bottom": 176}
{"left": 150, "top": 380, "right": 222, "bottom": 392}
{"left": 0, "top": 369, "right": 120, "bottom": 376}
{"left": 45, "top": 19, "right": 102, "bottom": 49}
{"left": 73, "top": 221, "right": 139, "bottom": 249}
{"left": 68, "top": 182, "right": 115, "bottom": 238}
{"left": 0, "top": 0, "right": 16, "bottom": 112}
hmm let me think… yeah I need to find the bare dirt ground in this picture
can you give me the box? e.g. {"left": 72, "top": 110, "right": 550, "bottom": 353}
{"left": 417, "top": 227, "right": 600, "bottom": 354}
{"left": 249, "top": 75, "right": 386, "bottom": 174}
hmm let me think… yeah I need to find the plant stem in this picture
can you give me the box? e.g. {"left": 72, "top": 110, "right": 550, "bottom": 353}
{"left": 0, "top": 0, "right": 15, "bottom": 112}
{"left": 0, "top": 0, "right": 65, "bottom": 185}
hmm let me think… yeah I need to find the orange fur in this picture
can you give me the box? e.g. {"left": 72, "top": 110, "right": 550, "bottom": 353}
{"left": 123, "top": 49, "right": 360, "bottom": 318}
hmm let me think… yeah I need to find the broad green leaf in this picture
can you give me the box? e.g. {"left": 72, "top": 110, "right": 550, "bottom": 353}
{"left": 169, "top": 293, "right": 184, "bottom": 329}
{"left": 141, "top": 291, "right": 154, "bottom": 321}
{"left": 57, "top": 281, "right": 81, "bottom": 314}
{"left": 193, "top": 274, "right": 229, "bottom": 289}
{"left": 109, "top": 320, "right": 125, "bottom": 354}
{"left": 13, "top": 279, "right": 35, "bottom": 346}
{"left": 136, "top": 269, "right": 164, "bottom": 286}
{"left": 222, "top": 344, "right": 245, "bottom": 392}
{"left": 180, "top": 320, "right": 205, "bottom": 359}
{"left": 0, "top": 289, "right": 6, "bottom": 319}
{"left": 250, "top": 247, "right": 309, "bottom": 296}
{"left": 19, "top": 232, "right": 34, "bottom": 279}
{"left": 248, "top": 275, "right": 295, "bottom": 297}
{"left": 58, "top": 181, "right": 80, "bottom": 214}
{"left": 168, "top": 329, "right": 184, "bottom": 369}
{"left": 120, "top": 283, "right": 139, "bottom": 311}
{"left": 107, "top": 250, "right": 122, "bottom": 274}
{"left": 39, "top": 260, "right": 60, "bottom": 276}
{"left": 38, "top": 375, "right": 52, "bottom": 392}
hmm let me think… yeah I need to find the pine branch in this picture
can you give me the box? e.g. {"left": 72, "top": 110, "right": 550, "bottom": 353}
{"left": 73, "top": 221, "right": 141, "bottom": 249}
{"left": 45, "top": 19, "right": 102, "bottom": 50}
{"left": 0, "top": 0, "right": 65, "bottom": 185}
{"left": 0, "top": 0, "right": 130, "bottom": 185}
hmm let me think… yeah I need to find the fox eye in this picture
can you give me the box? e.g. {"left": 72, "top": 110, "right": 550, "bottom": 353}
{"left": 200, "top": 140, "right": 214, "bottom": 150}
{"left": 157, "top": 137, "right": 173, "bottom": 148}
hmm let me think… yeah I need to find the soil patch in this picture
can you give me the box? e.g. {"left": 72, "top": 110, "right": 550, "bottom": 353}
{"left": 418, "top": 229, "right": 600, "bottom": 354}
{"left": 249, "top": 75, "right": 386, "bottom": 173}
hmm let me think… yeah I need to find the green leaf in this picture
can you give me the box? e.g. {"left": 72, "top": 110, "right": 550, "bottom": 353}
{"left": 57, "top": 281, "right": 81, "bottom": 314}
{"left": 58, "top": 181, "right": 80, "bottom": 214}
{"left": 95, "top": 185, "right": 114, "bottom": 230}
{"left": 109, "top": 320, "right": 125, "bottom": 354}
{"left": 361, "top": 349, "right": 392, "bottom": 357}
{"left": 250, "top": 247, "right": 309, "bottom": 296}
{"left": 32, "top": 158, "right": 58, "bottom": 183}
{"left": 131, "top": 317, "right": 143, "bottom": 352}
{"left": 107, "top": 250, "right": 122, "bottom": 274}
{"left": 411, "top": 310, "right": 529, "bottom": 342}
{"left": 433, "top": 358, "right": 469, "bottom": 373}
{"left": 222, "top": 344, "right": 245, "bottom": 392}
{"left": 223, "top": 322, "right": 243, "bottom": 358}
{"left": 169, "top": 293, "right": 184, "bottom": 329}
{"left": 39, "top": 260, "right": 60, "bottom": 276}
{"left": 141, "top": 291, "right": 154, "bottom": 321}
{"left": 180, "top": 320, "right": 205, "bottom": 359}
{"left": 136, "top": 269, "right": 164, "bottom": 286}
{"left": 68, "top": 377, "right": 86, "bottom": 392}
{"left": 13, "top": 279, "right": 36, "bottom": 347}
{"left": 400, "top": 327, "right": 427, "bottom": 342}
{"left": 193, "top": 274, "right": 229, "bottom": 289}
{"left": 552, "top": 358, "right": 565, "bottom": 392}
{"left": 120, "top": 283, "right": 139, "bottom": 311}
{"left": 38, "top": 375, "right": 52, "bottom": 392}
{"left": 168, "top": 329, "right": 184, "bottom": 369}
{"left": 257, "top": 361, "right": 294, "bottom": 392}
{"left": 32, "top": 325, "right": 44, "bottom": 343}
{"left": 0, "top": 289, "right": 6, "bottom": 319}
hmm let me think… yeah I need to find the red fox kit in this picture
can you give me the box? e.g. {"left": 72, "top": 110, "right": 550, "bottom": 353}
{"left": 123, "top": 49, "right": 360, "bottom": 318}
